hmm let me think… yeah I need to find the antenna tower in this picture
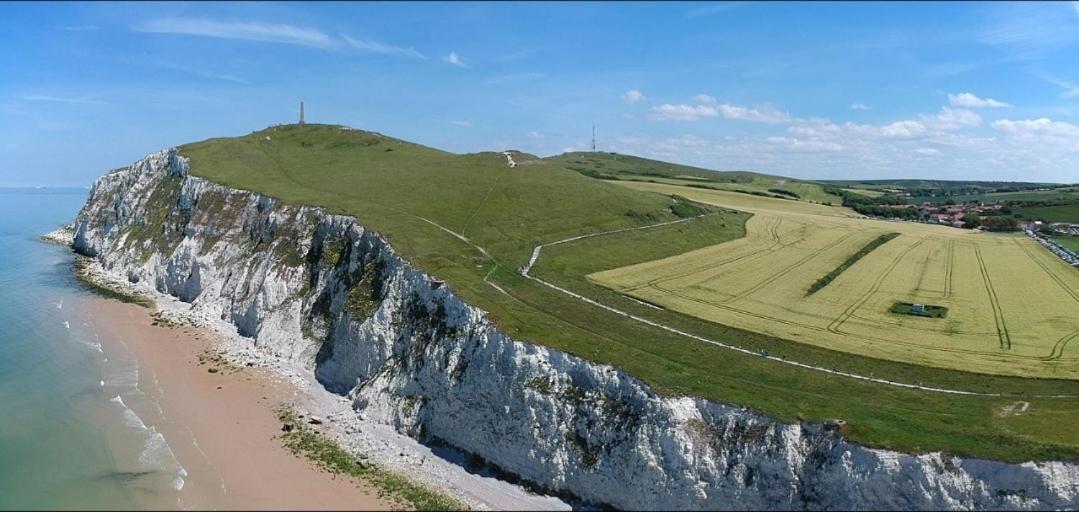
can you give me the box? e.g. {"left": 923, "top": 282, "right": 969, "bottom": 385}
{"left": 591, "top": 125, "right": 596, "bottom": 152}
{"left": 299, "top": 101, "right": 306, "bottom": 125}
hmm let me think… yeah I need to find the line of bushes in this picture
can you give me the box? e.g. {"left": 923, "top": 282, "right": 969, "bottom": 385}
{"left": 806, "top": 232, "right": 900, "bottom": 296}
{"left": 767, "top": 188, "right": 800, "bottom": 199}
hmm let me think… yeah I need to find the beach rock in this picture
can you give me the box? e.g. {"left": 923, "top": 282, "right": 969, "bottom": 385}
{"left": 69, "top": 147, "right": 1079, "bottom": 510}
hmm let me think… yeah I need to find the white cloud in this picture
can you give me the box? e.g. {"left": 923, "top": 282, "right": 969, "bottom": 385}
{"left": 692, "top": 93, "right": 717, "bottom": 105}
{"left": 880, "top": 120, "right": 927, "bottom": 138}
{"left": 341, "top": 34, "right": 425, "bottom": 59}
{"left": 528, "top": 131, "right": 545, "bottom": 139}
{"left": 651, "top": 95, "right": 789, "bottom": 124}
{"left": 651, "top": 103, "right": 718, "bottom": 122}
{"left": 137, "top": 18, "right": 335, "bottom": 48}
{"left": 449, "top": 120, "right": 472, "bottom": 127}
{"left": 21, "top": 94, "right": 107, "bottom": 105}
{"left": 947, "top": 92, "right": 1012, "bottom": 108}
{"left": 57, "top": 25, "right": 100, "bottom": 31}
{"left": 933, "top": 107, "right": 982, "bottom": 129}
{"left": 614, "top": 100, "right": 1079, "bottom": 182}
{"left": 716, "top": 103, "right": 790, "bottom": 124}
{"left": 443, "top": 51, "right": 467, "bottom": 68}
{"left": 1043, "top": 76, "right": 1079, "bottom": 98}
{"left": 980, "top": 2, "right": 1079, "bottom": 50}
{"left": 767, "top": 136, "right": 843, "bottom": 152}
{"left": 851, "top": 103, "right": 871, "bottom": 111}
{"left": 622, "top": 89, "right": 645, "bottom": 103}
{"left": 992, "top": 117, "right": 1079, "bottom": 139}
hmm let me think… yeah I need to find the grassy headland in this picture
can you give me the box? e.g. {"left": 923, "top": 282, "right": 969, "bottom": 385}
{"left": 176, "top": 124, "right": 1079, "bottom": 462}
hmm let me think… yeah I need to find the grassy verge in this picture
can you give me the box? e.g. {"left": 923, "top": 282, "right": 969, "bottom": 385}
{"left": 806, "top": 232, "right": 900, "bottom": 295}
{"left": 276, "top": 409, "right": 467, "bottom": 511}
{"left": 74, "top": 257, "right": 155, "bottom": 308}
{"left": 1050, "top": 235, "right": 1079, "bottom": 253}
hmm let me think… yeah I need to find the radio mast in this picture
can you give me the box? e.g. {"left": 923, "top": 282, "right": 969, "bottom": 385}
{"left": 591, "top": 125, "right": 596, "bottom": 152}
{"left": 299, "top": 101, "right": 306, "bottom": 125}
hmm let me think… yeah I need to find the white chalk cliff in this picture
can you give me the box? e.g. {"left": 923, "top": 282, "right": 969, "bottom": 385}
{"left": 72, "top": 149, "right": 1078, "bottom": 510}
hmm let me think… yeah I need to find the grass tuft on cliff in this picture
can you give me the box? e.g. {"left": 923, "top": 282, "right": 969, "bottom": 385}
{"left": 276, "top": 409, "right": 466, "bottom": 511}
{"left": 178, "top": 124, "right": 1079, "bottom": 462}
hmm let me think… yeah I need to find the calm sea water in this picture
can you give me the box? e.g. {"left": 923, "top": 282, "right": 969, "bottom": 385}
{"left": 0, "top": 189, "right": 184, "bottom": 509}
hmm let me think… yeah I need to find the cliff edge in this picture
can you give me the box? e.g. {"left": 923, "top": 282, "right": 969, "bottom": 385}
{"left": 71, "top": 148, "right": 1078, "bottom": 509}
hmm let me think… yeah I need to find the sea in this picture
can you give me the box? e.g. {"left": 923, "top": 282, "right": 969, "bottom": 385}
{"left": 0, "top": 188, "right": 185, "bottom": 509}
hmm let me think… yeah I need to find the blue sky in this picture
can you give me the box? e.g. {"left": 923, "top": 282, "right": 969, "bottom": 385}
{"left": 3, "top": 1, "right": 1079, "bottom": 186}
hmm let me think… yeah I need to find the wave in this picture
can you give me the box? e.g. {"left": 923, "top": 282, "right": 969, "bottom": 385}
{"left": 103, "top": 361, "right": 139, "bottom": 390}
{"left": 109, "top": 394, "right": 188, "bottom": 492}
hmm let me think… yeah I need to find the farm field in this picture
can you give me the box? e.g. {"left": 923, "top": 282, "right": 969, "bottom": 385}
{"left": 1052, "top": 235, "right": 1079, "bottom": 253}
{"left": 905, "top": 187, "right": 1079, "bottom": 205}
{"left": 1018, "top": 204, "right": 1079, "bottom": 224}
{"left": 594, "top": 182, "right": 1079, "bottom": 379}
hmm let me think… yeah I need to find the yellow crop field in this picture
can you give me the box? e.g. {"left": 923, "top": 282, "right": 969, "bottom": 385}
{"left": 591, "top": 182, "right": 1079, "bottom": 379}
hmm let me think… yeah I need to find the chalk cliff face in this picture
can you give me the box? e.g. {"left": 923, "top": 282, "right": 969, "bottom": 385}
{"left": 73, "top": 149, "right": 1078, "bottom": 510}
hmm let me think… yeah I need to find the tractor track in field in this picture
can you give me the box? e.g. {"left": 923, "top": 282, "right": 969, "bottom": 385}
{"left": 1014, "top": 238, "right": 1079, "bottom": 303}
{"left": 1045, "top": 330, "right": 1079, "bottom": 361}
{"left": 974, "top": 245, "right": 1012, "bottom": 350}
{"left": 649, "top": 279, "right": 1069, "bottom": 362}
{"left": 518, "top": 219, "right": 1078, "bottom": 397}
{"left": 1012, "top": 237, "right": 1079, "bottom": 360}
{"left": 624, "top": 215, "right": 787, "bottom": 294}
{"left": 943, "top": 240, "right": 955, "bottom": 298}
{"left": 723, "top": 231, "right": 860, "bottom": 305}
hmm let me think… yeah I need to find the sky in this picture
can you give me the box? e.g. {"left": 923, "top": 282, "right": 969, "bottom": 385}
{"left": 3, "top": 1, "right": 1079, "bottom": 186}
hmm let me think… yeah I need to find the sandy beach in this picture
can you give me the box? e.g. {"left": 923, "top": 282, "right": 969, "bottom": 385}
{"left": 87, "top": 297, "right": 395, "bottom": 511}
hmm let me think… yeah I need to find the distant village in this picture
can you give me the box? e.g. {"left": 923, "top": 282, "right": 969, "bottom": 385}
{"left": 869, "top": 200, "right": 1073, "bottom": 232}
{"left": 862, "top": 200, "right": 1079, "bottom": 268}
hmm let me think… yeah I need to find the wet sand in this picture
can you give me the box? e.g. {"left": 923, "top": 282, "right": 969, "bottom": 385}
{"left": 88, "top": 298, "right": 396, "bottom": 510}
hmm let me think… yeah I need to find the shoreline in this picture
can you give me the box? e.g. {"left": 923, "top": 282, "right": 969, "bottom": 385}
{"left": 78, "top": 255, "right": 568, "bottom": 511}
{"left": 86, "top": 297, "right": 395, "bottom": 510}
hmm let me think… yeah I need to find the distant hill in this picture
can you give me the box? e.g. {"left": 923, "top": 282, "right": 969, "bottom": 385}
{"left": 545, "top": 152, "right": 842, "bottom": 204}
{"left": 820, "top": 179, "right": 1065, "bottom": 189}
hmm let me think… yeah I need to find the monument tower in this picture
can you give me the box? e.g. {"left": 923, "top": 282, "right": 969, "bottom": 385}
{"left": 299, "top": 101, "right": 305, "bottom": 125}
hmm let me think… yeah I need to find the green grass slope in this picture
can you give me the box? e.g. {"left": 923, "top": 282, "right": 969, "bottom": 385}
{"left": 179, "top": 124, "right": 1079, "bottom": 462}
{"left": 546, "top": 152, "right": 842, "bottom": 204}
